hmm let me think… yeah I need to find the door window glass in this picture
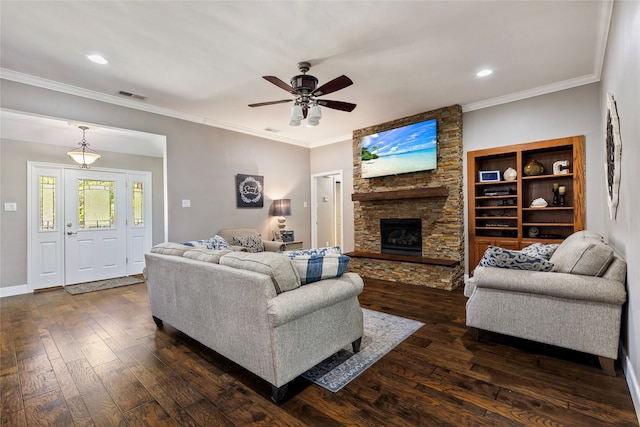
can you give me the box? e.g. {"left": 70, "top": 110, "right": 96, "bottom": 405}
{"left": 132, "top": 181, "right": 144, "bottom": 227}
{"left": 78, "top": 179, "right": 115, "bottom": 229}
{"left": 39, "top": 176, "right": 56, "bottom": 231}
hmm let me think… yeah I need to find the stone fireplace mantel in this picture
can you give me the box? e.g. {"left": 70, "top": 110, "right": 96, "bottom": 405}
{"left": 351, "top": 186, "right": 448, "bottom": 202}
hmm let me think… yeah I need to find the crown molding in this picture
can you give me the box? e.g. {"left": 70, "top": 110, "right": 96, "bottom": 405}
{"left": 0, "top": 69, "right": 310, "bottom": 148}
{"left": 461, "top": 74, "right": 600, "bottom": 113}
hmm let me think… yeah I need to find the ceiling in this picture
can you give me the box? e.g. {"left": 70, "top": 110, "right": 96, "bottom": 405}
{"left": 0, "top": 1, "right": 611, "bottom": 152}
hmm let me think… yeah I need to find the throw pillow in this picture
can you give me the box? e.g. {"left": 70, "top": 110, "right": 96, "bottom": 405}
{"left": 150, "top": 242, "right": 191, "bottom": 256}
{"left": 183, "top": 248, "right": 231, "bottom": 263}
{"left": 283, "top": 253, "right": 351, "bottom": 284}
{"left": 183, "top": 235, "right": 231, "bottom": 250}
{"left": 520, "top": 243, "right": 560, "bottom": 260}
{"left": 281, "top": 246, "right": 343, "bottom": 257}
{"left": 478, "top": 246, "right": 554, "bottom": 272}
{"left": 549, "top": 237, "right": 614, "bottom": 276}
{"left": 232, "top": 235, "right": 264, "bottom": 253}
{"left": 219, "top": 251, "right": 300, "bottom": 293}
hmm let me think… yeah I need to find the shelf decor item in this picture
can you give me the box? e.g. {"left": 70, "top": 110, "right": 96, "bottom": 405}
{"left": 503, "top": 167, "right": 517, "bottom": 181}
{"left": 553, "top": 160, "right": 570, "bottom": 175}
{"left": 530, "top": 197, "right": 548, "bottom": 208}
{"left": 523, "top": 159, "right": 544, "bottom": 176}
{"left": 281, "top": 230, "right": 295, "bottom": 242}
{"left": 479, "top": 170, "right": 501, "bottom": 182}
{"left": 552, "top": 183, "right": 559, "bottom": 206}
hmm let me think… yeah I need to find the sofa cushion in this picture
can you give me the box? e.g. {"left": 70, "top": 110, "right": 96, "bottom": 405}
{"left": 232, "top": 234, "right": 264, "bottom": 253}
{"left": 219, "top": 251, "right": 300, "bottom": 293}
{"left": 183, "top": 235, "right": 232, "bottom": 250}
{"left": 478, "top": 246, "right": 554, "bottom": 272}
{"left": 183, "top": 248, "right": 231, "bottom": 263}
{"left": 520, "top": 243, "right": 560, "bottom": 260}
{"left": 150, "top": 242, "right": 191, "bottom": 256}
{"left": 550, "top": 236, "right": 614, "bottom": 276}
{"left": 283, "top": 253, "right": 351, "bottom": 284}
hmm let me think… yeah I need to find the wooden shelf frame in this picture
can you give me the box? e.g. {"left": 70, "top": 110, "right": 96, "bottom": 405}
{"left": 467, "top": 135, "right": 585, "bottom": 270}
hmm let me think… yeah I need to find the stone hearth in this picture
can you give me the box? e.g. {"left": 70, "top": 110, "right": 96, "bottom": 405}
{"left": 348, "top": 105, "right": 464, "bottom": 290}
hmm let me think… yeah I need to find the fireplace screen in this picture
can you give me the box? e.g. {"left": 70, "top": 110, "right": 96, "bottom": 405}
{"left": 380, "top": 218, "right": 422, "bottom": 256}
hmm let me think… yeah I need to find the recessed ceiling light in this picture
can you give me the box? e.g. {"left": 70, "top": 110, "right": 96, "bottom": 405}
{"left": 477, "top": 69, "right": 493, "bottom": 77}
{"left": 87, "top": 54, "right": 108, "bottom": 65}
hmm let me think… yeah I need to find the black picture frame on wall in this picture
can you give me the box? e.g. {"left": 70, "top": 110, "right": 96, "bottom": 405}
{"left": 236, "top": 174, "right": 264, "bottom": 208}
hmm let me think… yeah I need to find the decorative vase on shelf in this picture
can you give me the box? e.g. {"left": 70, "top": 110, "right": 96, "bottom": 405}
{"left": 503, "top": 167, "right": 517, "bottom": 181}
{"left": 524, "top": 160, "right": 544, "bottom": 176}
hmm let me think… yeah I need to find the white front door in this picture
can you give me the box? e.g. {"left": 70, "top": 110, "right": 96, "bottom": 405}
{"left": 64, "top": 169, "right": 127, "bottom": 285}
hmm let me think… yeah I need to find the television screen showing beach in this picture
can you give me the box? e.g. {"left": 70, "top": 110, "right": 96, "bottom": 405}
{"left": 361, "top": 119, "right": 437, "bottom": 178}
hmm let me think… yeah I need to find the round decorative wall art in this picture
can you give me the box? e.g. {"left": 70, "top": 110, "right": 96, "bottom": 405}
{"left": 236, "top": 174, "right": 264, "bottom": 208}
{"left": 605, "top": 93, "right": 622, "bottom": 220}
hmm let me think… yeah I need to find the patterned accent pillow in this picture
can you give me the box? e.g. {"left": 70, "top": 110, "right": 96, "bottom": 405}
{"left": 183, "top": 235, "right": 232, "bottom": 250}
{"left": 232, "top": 234, "right": 264, "bottom": 253}
{"left": 520, "top": 243, "right": 560, "bottom": 260}
{"left": 285, "top": 253, "right": 351, "bottom": 284}
{"left": 281, "top": 246, "right": 342, "bottom": 257}
{"left": 478, "top": 246, "right": 553, "bottom": 272}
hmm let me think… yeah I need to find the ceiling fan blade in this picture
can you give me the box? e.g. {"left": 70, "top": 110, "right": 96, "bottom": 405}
{"left": 263, "top": 76, "right": 294, "bottom": 93}
{"left": 248, "top": 99, "right": 292, "bottom": 108}
{"left": 317, "top": 99, "right": 357, "bottom": 112}
{"left": 312, "top": 75, "right": 353, "bottom": 97}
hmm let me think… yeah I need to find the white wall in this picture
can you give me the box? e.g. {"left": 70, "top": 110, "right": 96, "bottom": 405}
{"left": 462, "top": 83, "right": 602, "bottom": 271}
{"left": 599, "top": 0, "right": 640, "bottom": 416}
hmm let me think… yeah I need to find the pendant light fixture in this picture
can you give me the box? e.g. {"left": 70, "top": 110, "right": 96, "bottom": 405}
{"left": 67, "top": 125, "right": 100, "bottom": 168}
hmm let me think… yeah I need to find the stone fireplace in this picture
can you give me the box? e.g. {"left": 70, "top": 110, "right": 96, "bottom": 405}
{"left": 380, "top": 218, "right": 422, "bottom": 257}
{"left": 347, "top": 105, "right": 464, "bottom": 291}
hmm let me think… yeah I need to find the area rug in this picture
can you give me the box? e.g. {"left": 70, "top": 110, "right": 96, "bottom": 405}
{"left": 302, "top": 308, "right": 424, "bottom": 392}
{"left": 65, "top": 276, "right": 144, "bottom": 295}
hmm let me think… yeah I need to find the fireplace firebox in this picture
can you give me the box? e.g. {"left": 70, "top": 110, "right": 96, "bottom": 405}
{"left": 380, "top": 218, "right": 422, "bottom": 257}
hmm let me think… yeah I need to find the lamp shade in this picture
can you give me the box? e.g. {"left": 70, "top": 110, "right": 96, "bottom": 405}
{"left": 273, "top": 199, "right": 291, "bottom": 216}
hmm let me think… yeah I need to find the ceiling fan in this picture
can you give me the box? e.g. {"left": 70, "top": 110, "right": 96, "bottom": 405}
{"left": 249, "top": 61, "right": 356, "bottom": 126}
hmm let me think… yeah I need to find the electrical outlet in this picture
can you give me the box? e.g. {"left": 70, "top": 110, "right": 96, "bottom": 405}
{"left": 182, "top": 199, "right": 191, "bottom": 208}
{"left": 4, "top": 202, "right": 17, "bottom": 212}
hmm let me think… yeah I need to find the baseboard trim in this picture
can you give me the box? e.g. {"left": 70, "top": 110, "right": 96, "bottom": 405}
{"left": 0, "top": 284, "right": 30, "bottom": 298}
{"left": 622, "top": 345, "right": 640, "bottom": 424}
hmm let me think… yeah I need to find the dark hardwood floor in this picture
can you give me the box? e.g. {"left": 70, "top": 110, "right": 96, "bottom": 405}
{"left": 1, "top": 277, "right": 637, "bottom": 426}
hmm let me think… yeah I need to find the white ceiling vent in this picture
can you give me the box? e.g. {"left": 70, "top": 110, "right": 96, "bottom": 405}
{"left": 118, "top": 90, "right": 147, "bottom": 101}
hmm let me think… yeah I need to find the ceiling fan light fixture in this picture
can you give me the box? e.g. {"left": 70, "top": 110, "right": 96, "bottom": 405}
{"left": 307, "top": 105, "right": 322, "bottom": 127}
{"left": 67, "top": 126, "right": 101, "bottom": 168}
{"left": 290, "top": 104, "right": 304, "bottom": 121}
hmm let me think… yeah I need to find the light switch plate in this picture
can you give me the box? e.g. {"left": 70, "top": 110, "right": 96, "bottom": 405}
{"left": 182, "top": 199, "right": 191, "bottom": 208}
{"left": 4, "top": 202, "right": 17, "bottom": 212}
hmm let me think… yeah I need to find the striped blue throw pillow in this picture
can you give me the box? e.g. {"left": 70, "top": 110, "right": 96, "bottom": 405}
{"left": 283, "top": 253, "right": 350, "bottom": 284}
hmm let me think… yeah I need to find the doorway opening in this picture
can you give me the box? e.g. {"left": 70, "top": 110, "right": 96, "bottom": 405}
{"left": 311, "top": 170, "right": 343, "bottom": 249}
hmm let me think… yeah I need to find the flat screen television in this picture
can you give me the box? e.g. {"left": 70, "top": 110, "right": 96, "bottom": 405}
{"left": 360, "top": 118, "right": 437, "bottom": 179}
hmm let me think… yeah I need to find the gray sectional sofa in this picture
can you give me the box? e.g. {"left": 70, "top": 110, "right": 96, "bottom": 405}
{"left": 465, "top": 230, "right": 627, "bottom": 375}
{"left": 144, "top": 243, "right": 364, "bottom": 401}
